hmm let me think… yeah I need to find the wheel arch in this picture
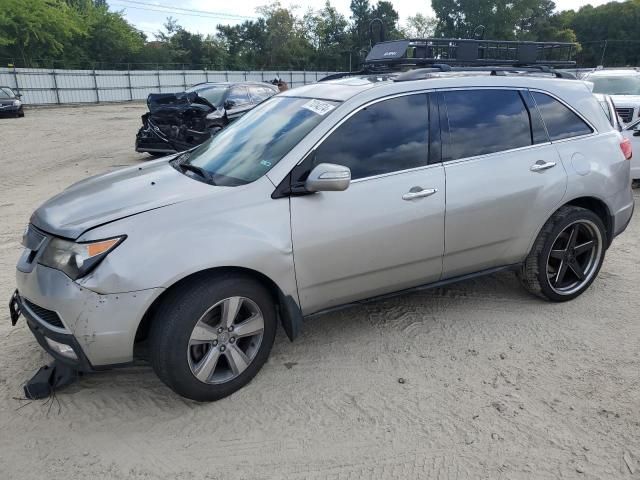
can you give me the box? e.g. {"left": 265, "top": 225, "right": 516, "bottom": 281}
{"left": 562, "top": 196, "right": 613, "bottom": 246}
{"left": 134, "top": 266, "right": 303, "bottom": 352}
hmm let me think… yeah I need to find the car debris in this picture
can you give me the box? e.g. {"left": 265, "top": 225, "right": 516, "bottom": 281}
{"left": 135, "top": 81, "right": 279, "bottom": 156}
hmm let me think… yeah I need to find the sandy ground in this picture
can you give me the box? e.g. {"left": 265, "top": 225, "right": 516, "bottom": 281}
{"left": 0, "top": 104, "right": 639, "bottom": 479}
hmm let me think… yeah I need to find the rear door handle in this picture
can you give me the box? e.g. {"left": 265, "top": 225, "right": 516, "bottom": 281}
{"left": 402, "top": 187, "right": 438, "bottom": 201}
{"left": 530, "top": 161, "right": 557, "bottom": 172}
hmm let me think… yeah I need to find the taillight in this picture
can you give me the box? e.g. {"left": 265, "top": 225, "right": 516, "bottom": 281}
{"left": 620, "top": 138, "right": 632, "bottom": 160}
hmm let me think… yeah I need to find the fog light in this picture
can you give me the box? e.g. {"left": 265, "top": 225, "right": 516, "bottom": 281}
{"left": 45, "top": 338, "right": 78, "bottom": 360}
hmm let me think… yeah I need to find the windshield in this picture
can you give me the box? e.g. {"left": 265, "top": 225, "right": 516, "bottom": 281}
{"left": 590, "top": 75, "right": 640, "bottom": 95}
{"left": 187, "top": 85, "right": 226, "bottom": 106}
{"left": 183, "top": 96, "right": 339, "bottom": 186}
{"left": 0, "top": 87, "right": 15, "bottom": 99}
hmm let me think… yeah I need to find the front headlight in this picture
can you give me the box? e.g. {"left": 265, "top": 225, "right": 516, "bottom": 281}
{"left": 39, "top": 236, "right": 125, "bottom": 280}
{"left": 13, "top": 99, "right": 21, "bottom": 107}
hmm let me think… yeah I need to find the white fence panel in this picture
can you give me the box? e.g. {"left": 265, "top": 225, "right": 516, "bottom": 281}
{"left": 0, "top": 67, "right": 339, "bottom": 105}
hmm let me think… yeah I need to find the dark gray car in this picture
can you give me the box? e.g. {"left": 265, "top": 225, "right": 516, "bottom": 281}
{"left": 0, "top": 86, "right": 24, "bottom": 118}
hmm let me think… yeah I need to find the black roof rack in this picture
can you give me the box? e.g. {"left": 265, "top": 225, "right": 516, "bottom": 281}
{"left": 364, "top": 38, "right": 577, "bottom": 70}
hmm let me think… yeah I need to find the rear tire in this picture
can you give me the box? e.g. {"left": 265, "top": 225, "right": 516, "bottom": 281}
{"left": 149, "top": 273, "right": 277, "bottom": 401}
{"left": 518, "top": 206, "right": 606, "bottom": 302}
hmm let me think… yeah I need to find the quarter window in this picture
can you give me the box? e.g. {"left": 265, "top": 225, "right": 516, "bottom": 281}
{"left": 313, "top": 94, "right": 429, "bottom": 180}
{"left": 443, "top": 89, "right": 533, "bottom": 161}
{"left": 531, "top": 91, "right": 593, "bottom": 141}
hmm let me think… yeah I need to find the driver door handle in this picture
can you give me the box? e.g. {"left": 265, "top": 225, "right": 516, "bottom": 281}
{"left": 402, "top": 187, "right": 438, "bottom": 201}
{"left": 530, "top": 161, "right": 557, "bottom": 172}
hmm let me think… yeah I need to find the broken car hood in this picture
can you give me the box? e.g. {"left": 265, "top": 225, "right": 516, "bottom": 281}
{"left": 30, "top": 159, "right": 217, "bottom": 239}
{"left": 147, "top": 91, "right": 215, "bottom": 115}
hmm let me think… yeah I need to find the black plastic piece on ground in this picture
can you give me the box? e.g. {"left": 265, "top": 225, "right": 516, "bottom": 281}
{"left": 23, "top": 360, "right": 79, "bottom": 400}
{"left": 9, "top": 289, "right": 21, "bottom": 326}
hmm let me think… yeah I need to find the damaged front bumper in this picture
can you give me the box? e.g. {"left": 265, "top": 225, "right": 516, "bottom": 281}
{"left": 13, "top": 264, "right": 162, "bottom": 368}
{"left": 135, "top": 119, "right": 176, "bottom": 154}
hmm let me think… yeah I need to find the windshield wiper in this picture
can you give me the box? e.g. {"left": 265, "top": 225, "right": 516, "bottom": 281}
{"left": 175, "top": 155, "right": 216, "bottom": 185}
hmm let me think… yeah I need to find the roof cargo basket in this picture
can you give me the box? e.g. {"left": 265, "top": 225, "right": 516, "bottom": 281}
{"left": 364, "top": 38, "right": 577, "bottom": 70}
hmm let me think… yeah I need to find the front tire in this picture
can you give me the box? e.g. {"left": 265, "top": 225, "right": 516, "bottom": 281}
{"left": 519, "top": 206, "right": 606, "bottom": 302}
{"left": 149, "top": 273, "right": 277, "bottom": 401}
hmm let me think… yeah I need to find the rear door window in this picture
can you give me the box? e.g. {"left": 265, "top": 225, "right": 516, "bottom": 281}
{"left": 530, "top": 91, "right": 593, "bottom": 141}
{"left": 313, "top": 94, "right": 430, "bottom": 180}
{"left": 443, "top": 89, "right": 534, "bottom": 161}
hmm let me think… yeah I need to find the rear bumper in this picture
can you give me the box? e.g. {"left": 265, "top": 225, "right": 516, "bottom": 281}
{"left": 611, "top": 192, "right": 634, "bottom": 241}
{"left": 16, "top": 264, "right": 162, "bottom": 366}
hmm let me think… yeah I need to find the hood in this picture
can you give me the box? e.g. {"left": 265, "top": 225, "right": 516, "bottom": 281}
{"left": 147, "top": 92, "right": 215, "bottom": 115}
{"left": 608, "top": 94, "right": 640, "bottom": 106}
{"left": 30, "top": 159, "right": 218, "bottom": 239}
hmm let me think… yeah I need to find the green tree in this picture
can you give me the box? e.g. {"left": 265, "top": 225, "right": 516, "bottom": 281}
{"left": 74, "top": 4, "right": 145, "bottom": 66}
{"left": 0, "top": 0, "right": 85, "bottom": 66}
{"left": 371, "top": 1, "right": 401, "bottom": 40}
{"left": 432, "top": 0, "right": 557, "bottom": 40}
{"left": 568, "top": 0, "right": 640, "bottom": 66}
{"left": 404, "top": 13, "right": 437, "bottom": 38}
{"left": 350, "top": 0, "right": 372, "bottom": 50}
{"left": 304, "top": 1, "right": 350, "bottom": 70}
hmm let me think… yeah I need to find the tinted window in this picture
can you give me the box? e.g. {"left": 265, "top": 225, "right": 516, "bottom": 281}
{"left": 227, "top": 86, "right": 250, "bottom": 106}
{"left": 314, "top": 94, "right": 429, "bottom": 180}
{"left": 531, "top": 92, "right": 593, "bottom": 141}
{"left": 443, "top": 89, "right": 532, "bottom": 161}
{"left": 249, "top": 86, "right": 276, "bottom": 103}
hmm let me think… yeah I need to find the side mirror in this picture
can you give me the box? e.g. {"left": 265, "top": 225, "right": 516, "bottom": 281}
{"left": 305, "top": 163, "right": 351, "bottom": 192}
{"left": 624, "top": 119, "right": 640, "bottom": 133}
{"left": 224, "top": 99, "right": 236, "bottom": 110}
{"left": 15, "top": 93, "right": 22, "bottom": 99}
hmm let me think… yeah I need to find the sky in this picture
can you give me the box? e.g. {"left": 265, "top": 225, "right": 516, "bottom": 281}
{"left": 108, "top": 0, "right": 619, "bottom": 38}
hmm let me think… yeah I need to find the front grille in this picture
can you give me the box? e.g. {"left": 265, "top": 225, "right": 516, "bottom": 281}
{"left": 22, "top": 298, "right": 65, "bottom": 329}
{"left": 616, "top": 107, "right": 634, "bottom": 123}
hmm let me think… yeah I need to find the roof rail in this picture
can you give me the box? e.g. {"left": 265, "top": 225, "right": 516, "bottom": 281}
{"left": 393, "top": 65, "right": 577, "bottom": 81}
{"left": 365, "top": 38, "right": 577, "bottom": 70}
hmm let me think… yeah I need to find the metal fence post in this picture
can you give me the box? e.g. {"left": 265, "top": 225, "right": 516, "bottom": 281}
{"left": 261, "top": 70, "right": 264, "bottom": 82}
{"left": 11, "top": 63, "right": 20, "bottom": 95}
{"left": 290, "top": 70, "right": 293, "bottom": 87}
{"left": 225, "top": 71, "right": 229, "bottom": 82}
{"left": 92, "top": 68, "right": 99, "bottom": 103}
{"left": 244, "top": 71, "right": 247, "bottom": 81}
{"left": 126, "top": 64, "right": 133, "bottom": 101}
{"left": 303, "top": 69, "right": 306, "bottom": 85}
{"left": 156, "top": 65, "right": 161, "bottom": 93}
{"left": 205, "top": 70, "right": 210, "bottom": 82}
{"left": 51, "top": 68, "right": 60, "bottom": 104}
{"left": 182, "top": 65, "right": 187, "bottom": 89}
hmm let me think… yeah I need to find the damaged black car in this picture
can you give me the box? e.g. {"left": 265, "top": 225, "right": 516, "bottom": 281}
{"left": 135, "top": 81, "right": 279, "bottom": 155}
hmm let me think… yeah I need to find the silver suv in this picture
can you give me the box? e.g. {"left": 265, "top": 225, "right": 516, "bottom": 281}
{"left": 11, "top": 72, "right": 635, "bottom": 401}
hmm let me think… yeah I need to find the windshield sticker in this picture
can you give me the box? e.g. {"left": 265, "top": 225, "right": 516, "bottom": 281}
{"left": 302, "top": 99, "right": 336, "bottom": 116}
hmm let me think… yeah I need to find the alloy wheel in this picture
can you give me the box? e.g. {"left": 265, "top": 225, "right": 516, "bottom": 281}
{"left": 187, "top": 296, "right": 265, "bottom": 384}
{"left": 546, "top": 219, "right": 603, "bottom": 296}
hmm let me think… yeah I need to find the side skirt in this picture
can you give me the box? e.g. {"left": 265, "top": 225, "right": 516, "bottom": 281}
{"left": 304, "top": 264, "right": 522, "bottom": 320}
